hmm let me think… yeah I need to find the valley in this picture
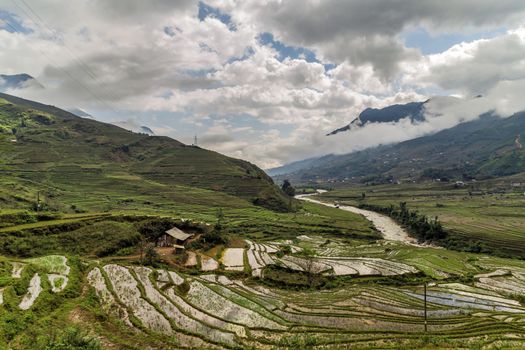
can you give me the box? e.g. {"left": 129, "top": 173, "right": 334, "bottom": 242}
{"left": 2, "top": 203, "right": 525, "bottom": 349}
{"left": 3, "top": 1, "right": 525, "bottom": 349}
{"left": 0, "top": 93, "right": 525, "bottom": 349}
{"left": 317, "top": 177, "right": 525, "bottom": 259}
{"left": 297, "top": 193, "right": 419, "bottom": 245}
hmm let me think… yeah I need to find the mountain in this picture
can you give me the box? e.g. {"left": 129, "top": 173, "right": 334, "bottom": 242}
{"left": 0, "top": 92, "right": 290, "bottom": 211}
{"left": 113, "top": 120, "right": 157, "bottom": 135}
{"left": 139, "top": 125, "right": 155, "bottom": 135}
{"left": 0, "top": 73, "right": 43, "bottom": 91}
{"left": 327, "top": 100, "right": 428, "bottom": 135}
{"left": 67, "top": 107, "right": 93, "bottom": 119}
{"left": 66, "top": 109, "right": 154, "bottom": 135}
{"left": 266, "top": 156, "right": 325, "bottom": 176}
{"left": 274, "top": 111, "right": 525, "bottom": 184}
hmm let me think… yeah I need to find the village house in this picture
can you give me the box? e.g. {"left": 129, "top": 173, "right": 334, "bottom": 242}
{"left": 158, "top": 226, "right": 194, "bottom": 249}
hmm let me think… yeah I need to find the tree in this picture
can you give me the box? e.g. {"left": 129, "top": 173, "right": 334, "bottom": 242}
{"left": 281, "top": 179, "right": 296, "bottom": 197}
{"left": 144, "top": 243, "right": 160, "bottom": 266}
{"left": 215, "top": 208, "right": 224, "bottom": 232}
{"left": 297, "top": 247, "right": 318, "bottom": 288}
{"left": 136, "top": 219, "right": 174, "bottom": 245}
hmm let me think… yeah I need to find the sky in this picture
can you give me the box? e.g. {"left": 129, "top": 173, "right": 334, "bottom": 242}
{"left": 1, "top": 0, "right": 525, "bottom": 169}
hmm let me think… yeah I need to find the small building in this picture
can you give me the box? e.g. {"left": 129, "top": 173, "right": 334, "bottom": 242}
{"left": 158, "top": 227, "right": 194, "bottom": 248}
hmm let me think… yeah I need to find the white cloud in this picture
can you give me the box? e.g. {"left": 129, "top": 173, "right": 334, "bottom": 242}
{"left": 2, "top": 1, "right": 525, "bottom": 169}
{"left": 412, "top": 27, "right": 525, "bottom": 94}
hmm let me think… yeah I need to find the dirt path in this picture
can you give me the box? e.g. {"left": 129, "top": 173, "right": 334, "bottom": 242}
{"left": 297, "top": 194, "right": 422, "bottom": 246}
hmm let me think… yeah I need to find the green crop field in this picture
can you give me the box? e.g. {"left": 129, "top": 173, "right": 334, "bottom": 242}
{"left": 318, "top": 176, "right": 525, "bottom": 258}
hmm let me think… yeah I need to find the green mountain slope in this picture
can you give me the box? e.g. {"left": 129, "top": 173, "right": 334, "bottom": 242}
{"left": 276, "top": 112, "right": 525, "bottom": 184}
{"left": 0, "top": 93, "right": 290, "bottom": 212}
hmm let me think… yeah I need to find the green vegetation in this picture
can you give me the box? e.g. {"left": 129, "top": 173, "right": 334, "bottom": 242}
{"left": 359, "top": 202, "right": 447, "bottom": 242}
{"left": 0, "top": 220, "right": 141, "bottom": 258}
{"left": 42, "top": 327, "right": 101, "bottom": 350}
{"left": 280, "top": 179, "right": 296, "bottom": 197}
{"left": 276, "top": 112, "right": 525, "bottom": 184}
{"left": 0, "top": 92, "right": 289, "bottom": 212}
{"left": 0, "top": 200, "right": 377, "bottom": 259}
{"left": 319, "top": 177, "right": 525, "bottom": 258}
{"left": 1, "top": 94, "right": 525, "bottom": 349}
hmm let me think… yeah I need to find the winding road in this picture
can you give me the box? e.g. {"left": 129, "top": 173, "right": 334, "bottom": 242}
{"left": 297, "top": 193, "right": 421, "bottom": 246}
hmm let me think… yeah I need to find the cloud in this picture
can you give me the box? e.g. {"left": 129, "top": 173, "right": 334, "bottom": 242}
{"left": 413, "top": 27, "right": 525, "bottom": 94}
{"left": 2, "top": 1, "right": 525, "bottom": 169}
{"left": 226, "top": 0, "right": 525, "bottom": 78}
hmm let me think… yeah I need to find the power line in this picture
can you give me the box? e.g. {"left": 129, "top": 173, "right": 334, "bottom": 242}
{"left": 14, "top": 0, "right": 152, "bottom": 102}
{"left": 16, "top": 0, "right": 99, "bottom": 80}
{"left": 8, "top": 0, "right": 121, "bottom": 114}
{"left": 3, "top": 21, "right": 115, "bottom": 113}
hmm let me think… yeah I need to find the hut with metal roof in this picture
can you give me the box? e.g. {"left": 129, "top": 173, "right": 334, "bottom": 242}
{"left": 158, "top": 227, "right": 194, "bottom": 247}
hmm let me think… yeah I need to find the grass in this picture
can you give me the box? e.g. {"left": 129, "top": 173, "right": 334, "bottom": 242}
{"left": 0, "top": 92, "right": 290, "bottom": 212}
{"left": 26, "top": 255, "right": 69, "bottom": 275}
{"left": 0, "top": 220, "right": 142, "bottom": 258}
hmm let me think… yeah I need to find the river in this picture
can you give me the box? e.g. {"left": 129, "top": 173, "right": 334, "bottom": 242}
{"left": 297, "top": 193, "right": 421, "bottom": 246}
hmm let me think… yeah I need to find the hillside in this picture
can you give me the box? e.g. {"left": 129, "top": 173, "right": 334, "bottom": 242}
{"left": 274, "top": 112, "right": 525, "bottom": 184}
{"left": 0, "top": 92, "right": 290, "bottom": 212}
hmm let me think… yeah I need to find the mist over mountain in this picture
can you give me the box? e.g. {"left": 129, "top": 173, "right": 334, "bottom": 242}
{"left": 271, "top": 101, "right": 525, "bottom": 183}
{"left": 0, "top": 73, "right": 43, "bottom": 91}
{"left": 327, "top": 100, "right": 428, "bottom": 136}
{"left": 67, "top": 107, "right": 93, "bottom": 119}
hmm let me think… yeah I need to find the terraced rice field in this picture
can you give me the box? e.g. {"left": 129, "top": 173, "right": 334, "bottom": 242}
{"left": 86, "top": 253, "right": 525, "bottom": 349}
{"left": 2, "top": 237, "right": 525, "bottom": 348}
{"left": 223, "top": 235, "right": 418, "bottom": 278}
{"left": 79, "top": 231, "right": 525, "bottom": 349}
{"left": 1, "top": 255, "right": 71, "bottom": 310}
{"left": 222, "top": 248, "right": 245, "bottom": 271}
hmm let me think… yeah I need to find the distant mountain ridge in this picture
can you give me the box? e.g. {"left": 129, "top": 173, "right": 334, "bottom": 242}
{"left": 272, "top": 109, "right": 525, "bottom": 184}
{"left": 67, "top": 107, "right": 93, "bottom": 119}
{"left": 0, "top": 73, "right": 43, "bottom": 91}
{"left": 140, "top": 126, "right": 155, "bottom": 135}
{"left": 327, "top": 100, "right": 428, "bottom": 135}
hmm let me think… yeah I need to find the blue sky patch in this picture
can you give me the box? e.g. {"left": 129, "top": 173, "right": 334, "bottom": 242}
{"left": 402, "top": 26, "right": 507, "bottom": 54}
{"left": 0, "top": 10, "right": 32, "bottom": 34}
{"left": 259, "top": 32, "right": 336, "bottom": 72}
{"left": 227, "top": 46, "right": 255, "bottom": 64}
{"left": 259, "top": 32, "right": 317, "bottom": 62}
{"left": 198, "top": 2, "right": 236, "bottom": 31}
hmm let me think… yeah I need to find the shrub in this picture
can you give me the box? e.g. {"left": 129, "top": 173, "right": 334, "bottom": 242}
{"left": 281, "top": 179, "right": 296, "bottom": 197}
{"left": 43, "top": 327, "right": 101, "bottom": 350}
{"left": 143, "top": 244, "right": 160, "bottom": 266}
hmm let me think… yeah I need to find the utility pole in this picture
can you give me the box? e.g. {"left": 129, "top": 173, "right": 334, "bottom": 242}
{"left": 424, "top": 282, "right": 427, "bottom": 332}
{"left": 36, "top": 191, "right": 41, "bottom": 212}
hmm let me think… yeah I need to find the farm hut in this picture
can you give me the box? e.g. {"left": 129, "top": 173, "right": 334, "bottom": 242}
{"left": 158, "top": 227, "right": 194, "bottom": 247}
